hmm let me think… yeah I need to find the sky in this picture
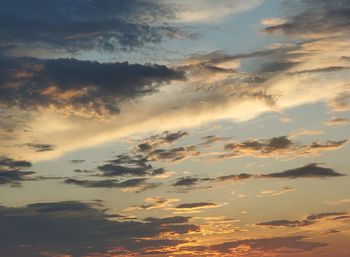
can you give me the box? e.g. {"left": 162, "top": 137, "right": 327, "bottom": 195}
{"left": 0, "top": 0, "right": 350, "bottom": 256}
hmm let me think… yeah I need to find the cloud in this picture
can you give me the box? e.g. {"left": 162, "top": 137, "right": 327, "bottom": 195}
{"left": 256, "top": 212, "right": 348, "bottom": 227}
{"left": 172, "top": 164, "right": 345, "bottom": 192}
{"left": 26, "top": 143, "right": 55, "bottom": 152}
{"left": 220, "top": 136, "right": 347, "bottom": 159}
{"left": 0, "top": 0, "right": 191, "bottom": 54}
{"left": 136, "top": 130, "right": 188, "bottom": 153}
{"left": 125, "top": 197, "right": 180, "bottom": 211}
{"left": 64, "top": 178, "right": 160, "bottom": 192}
{"left": 263, "top": 0, "right": 350, "bottom": 37}
{"left": 175, "top": 202, "right": 220, "bottom": 210}
{"left": 258, "top": 186, "right": 295, "bottom": 197}
{"left": 0, "top": 56, "right": 184, "bottom": 117}
{"left": 97, "top": 154, "right": 166, "bottom": 177}
{"left": 326, "top": 117, "right": 350, "bottom": 126}
{"left": 262, "top": 163, "right": 345, "bottom": 179}
{"left": 147, "top": 145, "right": 200, "bottom": 162}
{"left": 167, "top": 0, "right": 264, "bottom": 23}
{"left": 210, "top": 236, "right": 327, "bottom": 254}
{"left": 0, "top": 201, "right": 199, "bottom": 257}
{"left": 0, "top": 156, "right": 34, "bottom": 186}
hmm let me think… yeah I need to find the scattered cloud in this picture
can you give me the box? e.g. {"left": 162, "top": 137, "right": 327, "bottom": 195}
{"left": 64, "top": 178, "right": 160, "bottom": 192}
{"left": 256, "top": 212, "right": 349, "bottom": 227}
{"left": 0, "top": 156, "right": 34, "bottom": 186}
{"left": 326, "top": 117, "right": 350, "bottom": 126}
{"left": 220, "top": 136, "right": 347, "bottom": 159}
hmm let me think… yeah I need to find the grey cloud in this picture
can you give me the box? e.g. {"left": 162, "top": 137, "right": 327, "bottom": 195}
{"left": 0, "top": 56, "right": 184, "bottom": 116}
{"left": 64, "top": 178, "right": 160, "bottom": 192}
{"left": 221, "top": 136, "right": 347, "bottom": 159}
{"left": 210, "top": 236, "right": 327, "bottom": 254}
{"left": 256, "top": 212, "right": 348, "bottom": 227}
{"left": 26, "top": 143, "right": 55, "bottom": 152}
{"left": 97, "top": 154, "right": 165, "bottom": 177}
{"left": 147, "top": 146, "right": 200, "bottom": 162}
{"left": 136, "top": 130, "right": 188, "bottom": 153}
{"left": 175, "top": 202, "right": 218, "bottom": 209}
{"left": 264, "top": 0, "right": 350, "bottom": 37}
{"left": 0, "top": 201, "right": 198, "bottom": 257}
{"left": 172, "top": 177, "right": 200, "bottom": 187}
{"left": 262, "top": 163, "right": 345, "bottom": 179}
{"left": 0, "top": 0, "right": 188, "bottom": 54}
{"left": 0, "top": 156, "right": 34, "bottom": 186}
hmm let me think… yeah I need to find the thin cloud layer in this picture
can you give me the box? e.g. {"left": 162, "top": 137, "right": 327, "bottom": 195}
{"left": 256, "top": 212, "right": 349, "bottom": 227}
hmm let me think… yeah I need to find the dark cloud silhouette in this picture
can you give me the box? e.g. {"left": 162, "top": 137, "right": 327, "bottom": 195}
{"left": 0, "top": 156, "right": 34, "bottom": 186}
{"left": 0, "top": 201, "right": 198, "bottom": 257}
{"left": 264, "top": 0, "right": 350, "bottom": 37}
{"left": 26, "top": 143, "right": 55, "bottom": 152}
{"left": 175, "top": 202, "right": 218, "bottom": 209}
{"left": 172, "top": 177, "right": 200, "bottom": 187}
{"left": 136, "top": 130, "right": 188, "bottom": 152}
{"left": 221, "top": 136, "right": 347, "bottom": 159}
{"left": 256, "top": 212, "right": 348, "bottom": 227}
{"left": 262, "top": 163, "right": 345, "bottom": 179}
{"left": 0, "top": 0, "right": 189, "bottom": 54}
{"left": 97, "top": 154, "right": 165, "bottom": 177}
{"left": 65, "top": 178, "right": 160, "bottom": 192}
{"left": 147, "top": 145, "right": 200, "bottom": 162}
{"left": 0, "top": 156, "right": 31, "bottom": 169}
{"left": 172, "top": 163, "right": 345, "bottom": 192}
{"left": 0, "top": 56, "right": 184, "bottom": 116}
{"left": 210, "top": 236, "right": 327, "bottom": 254}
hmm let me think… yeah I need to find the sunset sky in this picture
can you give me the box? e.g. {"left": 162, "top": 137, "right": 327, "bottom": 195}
{"left": 0, "top": 1, "right": 350, "bottom": 256}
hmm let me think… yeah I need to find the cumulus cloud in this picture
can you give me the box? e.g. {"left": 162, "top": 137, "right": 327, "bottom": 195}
{"left": 0, "top": 201, "right": 199, "bottom": 257}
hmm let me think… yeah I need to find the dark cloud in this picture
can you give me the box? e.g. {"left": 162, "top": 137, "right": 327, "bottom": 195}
{"left": 26, "top": 143, "right": 55, "bottom": 152}
{"left": 136, "top": 130, "right": 188, "bottom": 153}
{"left": 147, "top": 145, "right": 200, "bottom": 162}
{"left": 0, "top": 56, "right": 184, "bottom": 116}
{"left": 97, "top": 154, "right": 166, "bottom": 177}
{"left": 0, "top": 156, "right": 34, "bottom": 186}
{"left": 289, "top": 66, "right": 350, "bottom": 75}
{"left": 175, "top": 202, "right": 218, "bottom": 209}
{"left": 264, "top": 0, "right": 350, "bottom": 37}
{"left": 0, "top": 156, "right": 31, "bottom": 169}
{"left": 262, "top": 163, "right": 345, "bottom": 179}
{"left": 0, "top": 0, "right": 189, "bottom": 54}
{"left": 172, "top": 163, "right": 345, "bottom": 192}
{"left": 221, "top": 136, "right": 347, "bottom": 159}
{"left": 70, "top": 159, "right": 85, "bottom": 164}
{"left": 256, "top": 212, "right": 347, "bottom": 227}
{"left": 0, "top": 201, "right": 198, "bottom": 257}
{"left": 172, "top": 177, "right": 200, "bottom": 187}
{"left": 210, "top": 236, "right": 327, "bottom": 254}
{"left": 65, "top": 178, "right": 160, "bottom": 192}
